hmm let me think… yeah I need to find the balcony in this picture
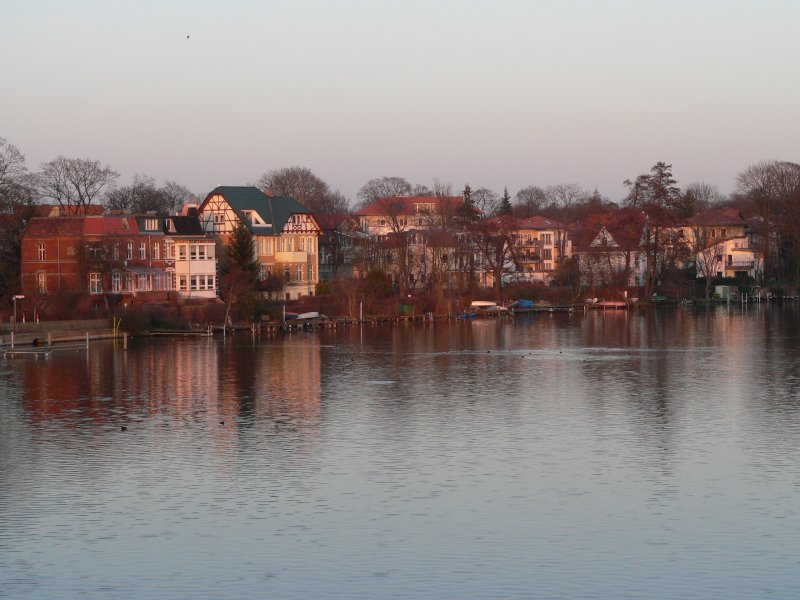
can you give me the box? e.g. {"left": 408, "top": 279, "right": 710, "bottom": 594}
{"left": 275, "top": 251, "right": 308, "bottom": 263}
{"left": 727, "top": 261, "right": 754, "bottom": 269}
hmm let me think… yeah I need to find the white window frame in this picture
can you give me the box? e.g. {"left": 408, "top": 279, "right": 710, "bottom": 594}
{"left": 89, "top": 272, "right": 103, "bottom": 294}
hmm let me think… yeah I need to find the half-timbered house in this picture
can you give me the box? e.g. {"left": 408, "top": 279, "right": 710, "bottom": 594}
{"left": 197, "top": 186, "right": 321, "bottom": 300}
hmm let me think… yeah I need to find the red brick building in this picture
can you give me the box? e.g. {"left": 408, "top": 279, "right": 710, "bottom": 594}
{"left": 20, "top": 214, "right": 216, "bottom": 307}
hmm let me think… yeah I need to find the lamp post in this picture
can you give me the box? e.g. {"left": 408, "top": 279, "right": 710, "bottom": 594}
{"left": 13, "top": 295, "right": 24, "bottom": 331}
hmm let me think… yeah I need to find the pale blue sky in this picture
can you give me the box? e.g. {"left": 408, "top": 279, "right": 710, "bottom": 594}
{"left": 2, "top": 0, "right": 799, "bottom": 203}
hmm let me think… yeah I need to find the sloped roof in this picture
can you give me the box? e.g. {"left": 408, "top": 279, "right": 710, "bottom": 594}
{"left": 202, "top": 186, "right": 312, "bottom": 235}
{"left": 356, "top": 195, "right": 464, "bottom": 217}
{"left": 83, "top": 216, "right": 138, "bottom": 235}
{"left": 22, "top": 217, "right": 86, "bottom": 238}
{"left": 169, "top": 215, "right": 205, "bottom": 236}
{"left": 571, "top": 209, "right": 646, "bottom": 252}
{"left": 687, "top": 208, "right": 746, "bottom": 227}
{"left": 517, "top": 215, "right": 565, "bottom": 230}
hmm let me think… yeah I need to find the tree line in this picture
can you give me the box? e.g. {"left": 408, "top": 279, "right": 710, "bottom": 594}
{"left": 2, "top": 136, "right": 800, "bottom": 294}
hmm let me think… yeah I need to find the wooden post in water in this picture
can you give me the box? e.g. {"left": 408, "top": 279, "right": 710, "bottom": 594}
{"left": 10, "top": 332, "right": 14, "bottom": 349}
{"left": 123, "top": 332, "right": 128, "bottom": 351}
{"left": 47, "top": 332, "right": 52, "bottom": 346}
{"left": 85, "top": 332, "right": 89, "bottom": 348}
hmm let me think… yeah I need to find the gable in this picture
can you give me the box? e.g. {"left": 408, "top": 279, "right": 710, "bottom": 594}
{"left": 590, "top": 226, "right": 618, "bottom": 248}
{"left": 280, "top": 213, "right": 321, "bottom": 235}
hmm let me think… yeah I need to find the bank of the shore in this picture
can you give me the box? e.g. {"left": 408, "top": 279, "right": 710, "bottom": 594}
{"left": 2, "top": 295, "right": 798, "bottom": 352}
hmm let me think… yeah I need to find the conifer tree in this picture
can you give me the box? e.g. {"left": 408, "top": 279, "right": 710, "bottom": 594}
{"left": 498, "top": 187, "right": 512, "bottom": 215}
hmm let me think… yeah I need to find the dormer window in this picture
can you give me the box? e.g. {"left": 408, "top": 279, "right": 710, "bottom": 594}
{"left": 144, "top": 218, "right": 159, "bottom": 231}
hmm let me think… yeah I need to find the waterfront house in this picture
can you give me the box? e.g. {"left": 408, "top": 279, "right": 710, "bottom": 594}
{"left": 355, "top": 195, "right": 470, "bottom": 290}
{"left": 512, "top": 216, "right": 572, "bottom": 283}
{"left": 572, "top": 209, "right": 648, "bottom": 290}
{"left": 197, "top": 186, "right": 321, "bottom": 300}
{"left": 20, "top": 213, "right": 217, "bottom": 306}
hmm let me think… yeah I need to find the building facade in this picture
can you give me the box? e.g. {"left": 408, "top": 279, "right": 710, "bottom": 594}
{"left": 197, "top": 186, "right": 321, "bottom": 300}
{"left": 20, "top": 214, "right": 217, "bottom": 302}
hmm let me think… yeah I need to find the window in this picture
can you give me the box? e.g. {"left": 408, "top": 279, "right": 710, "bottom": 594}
{"left": 179, "top": 275, "right": 188, "bottom": 291}
{"left": 127, "top": 242, "right": 133, "bottom": 260}
{"left": 190, "top": 275, "right": 198, "bottom": 290}
{"left": 721, "top": 229, "right": 727, "bottom": 238}
{"left": 153, "top": 243, "right": 160, "bottom": 260}
{"left": 296, "top": 265, "right": 303, "bottom": 282}
{"left": 284, "top": 267, "right": 290, "bottom": 282}
{"left": 144, "top": 218, "right": 159, "bottom": 231}
{"left": 89, "top": 272, "right": 103, "bottom": 294}
{"left": 137, "top": 274, "right": 149, "bottom": 291}
{"left": 125, "top": 273, "right": 134, "bottom": 292}
{"left": 37, "top": 272, "right": 47, "bottom": 294}
{"left": 112, "top": 243, "right": 120, "bottom": 260}
{"left": 111, "top": 271, "right": 121, "bottom": 292}
{"left": 299, "top": 237, "right": 305, "bottom": 251}
{"left": 213, "top": 213, "right": 225, "bottom": 231}
{"left": 139, "top": 242, "right": 146, "bottom": 260}
{"left": 178, "top": 245, "right": 187, "bottom": 260}
{"left": 37, "top": 242, "right": 46, "bottom": 261}
{"left": 543, "top": 248, "right": 552, "bottom": 260}
{"left": 166, "top": 242, "right": 175, "bottom": 259}
{"left": 308, "top": 264, "right": 313, "bottom": 282}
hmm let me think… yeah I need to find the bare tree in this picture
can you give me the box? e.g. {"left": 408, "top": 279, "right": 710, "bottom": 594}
{"left": 411, "top": 183, "right": 432, "bottom": 196}
{"left": 0, "top": 138, "right": 33, "bottom": 212}
{"left": 513, "top": 185, "right": 547, "bottom": 218}
{"left": 257, "top": 166, "right": 348, "bottom": 215}
{"left": 544, "top": 183, "right": 588, "bottom": 221}
{"left": 36, "top": 156, "right": 119, "bottom": 209}
{"left": 357, "top": 176, "right": 412, "bottom": 207}
{"left": 737, "top": 160, "right": 800, "bottom": 284}
{"left": 371, "top": 197, "right": 413, "bottom": 294}
{"left": 105, "top": 174, "right": 161, "bottom": 212}
{"left": 161, "top": 180, "right": 195, "bottom": 212}
{"left": 684, "top": 182, "right": 725, "bottom": 215}
{"left": 471, "top": 187, "right": 498, "bottom": 216}
{"left": 469, "top": 216, "right": 521, "bottom": 296}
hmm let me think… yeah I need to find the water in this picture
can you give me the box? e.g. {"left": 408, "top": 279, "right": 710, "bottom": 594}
{"left": 2, "top": 306, "right": 800, "bottom": 599}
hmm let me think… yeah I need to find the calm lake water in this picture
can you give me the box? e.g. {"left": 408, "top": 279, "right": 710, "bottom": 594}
{"left": 2, "top": 305, "right": 800, "bottom": 599}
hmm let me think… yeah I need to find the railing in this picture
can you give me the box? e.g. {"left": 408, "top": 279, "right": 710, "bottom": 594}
{"left": 727, "top": 261, "right": 754, "bottom": 268}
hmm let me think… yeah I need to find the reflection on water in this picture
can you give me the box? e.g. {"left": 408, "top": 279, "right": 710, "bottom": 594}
{"left": 2, "top": 305, "right": 800, "bottom": 599}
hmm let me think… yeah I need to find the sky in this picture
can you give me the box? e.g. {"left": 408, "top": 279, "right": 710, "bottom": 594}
{"left": 2, "top": 0, "right": 800, "bottom": 204}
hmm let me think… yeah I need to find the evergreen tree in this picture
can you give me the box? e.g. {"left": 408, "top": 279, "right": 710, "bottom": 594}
{"left": 222, "top": 222, "right": 260, "bottom": 290}
{"left": 462, "top": 183, "right": 472, "bottom": 207}
{"left": 498, "top": 187, "right": 512, "bottom": 215}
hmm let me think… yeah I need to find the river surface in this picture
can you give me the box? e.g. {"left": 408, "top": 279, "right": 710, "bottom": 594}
{"left": 1, "top": 305, "right": 800, "bottom": 599}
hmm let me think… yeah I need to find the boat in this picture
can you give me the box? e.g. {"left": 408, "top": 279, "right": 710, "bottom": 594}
{"left": 468, "top": 301, "right": 509, "bottom": 315}
{"left": 296, "top": 311, "right": 321, "bottom": 320}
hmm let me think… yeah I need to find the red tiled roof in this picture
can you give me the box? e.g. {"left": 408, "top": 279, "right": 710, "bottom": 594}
{"left": 83, "top": 216, "right": 139, "bottom": 235}
{"left": 22, "top": 217, "right": 86, "bottom": 238}
{"left": 315, "top": 212, "right": 354, "bottom": 230}
{"left": 571, "top": 209, "right": 646, "bottom": 252}
{"left": 687, "top": 209, "right": 746, "bottom": 227}
{"left": 356, "top": 196, "right": 464, "bottom": 217}
{"left": 517, "top": 215, "right": 566, "bottom": 230}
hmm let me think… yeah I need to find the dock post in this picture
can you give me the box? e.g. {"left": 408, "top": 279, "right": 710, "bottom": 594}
{"left": 123, "top": 332, "right": 128, "bottom": 351}
{"left": 10, "top": 332, "right": 14, "bottom": 349}
{"left": 47, "top": 332, "right": 52, "bottom": 346}
{"left": 86, "top": 332, "right": 89, "bottom": 348}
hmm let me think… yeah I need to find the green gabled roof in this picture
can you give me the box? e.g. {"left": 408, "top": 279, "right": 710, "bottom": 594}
{"left": 204, "top": 186, "right": 311, "bottom": 235}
